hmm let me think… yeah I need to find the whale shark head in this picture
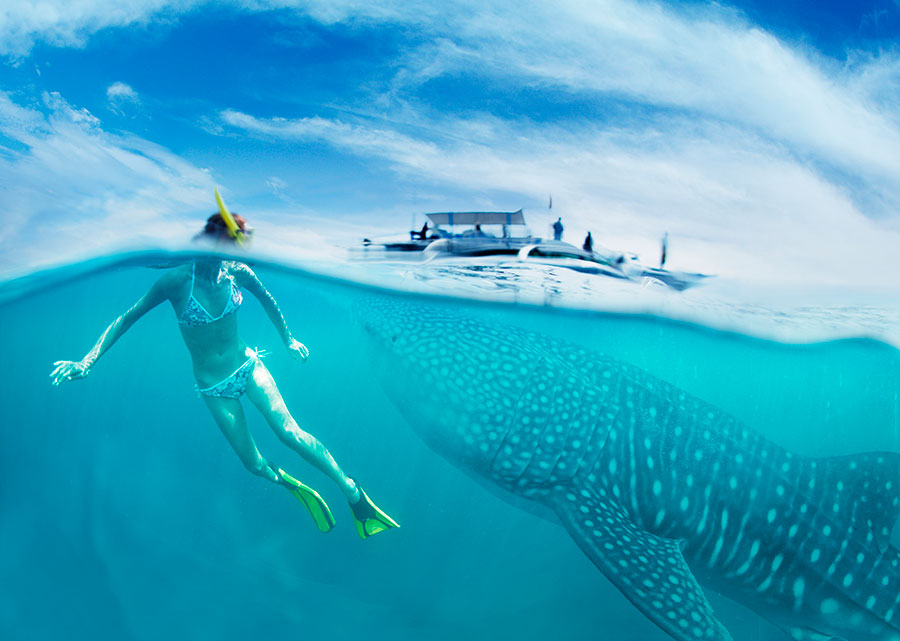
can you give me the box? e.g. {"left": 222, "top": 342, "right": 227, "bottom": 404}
{"left": 357, "top": 295, "right": 493, "bottom": 370}
{"left": 356, "top": 295, "right": 434, "bottom": 363}
{"left": 356, "top": 295, "right": 464, "bottom": 394}
{"left": 357, "top": 295, "right": 547, "bottom": 471}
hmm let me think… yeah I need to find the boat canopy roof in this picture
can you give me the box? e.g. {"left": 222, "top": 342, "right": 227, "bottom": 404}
{"left": 425, "top": 210, "right": 525, "bottom": 226}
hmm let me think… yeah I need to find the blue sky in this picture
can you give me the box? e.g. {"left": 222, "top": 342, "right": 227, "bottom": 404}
{"left": 1, "top": 0, "right": 899, "bottom": 285}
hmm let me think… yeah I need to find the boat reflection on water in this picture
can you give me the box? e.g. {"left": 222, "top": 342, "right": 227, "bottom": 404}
{"left": 357, "top": 210, "right": 710, "bottom": 291}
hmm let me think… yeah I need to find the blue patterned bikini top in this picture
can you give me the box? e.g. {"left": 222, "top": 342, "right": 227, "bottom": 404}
{"left": 178, "top": 264, "right": 243, "bottom": 328}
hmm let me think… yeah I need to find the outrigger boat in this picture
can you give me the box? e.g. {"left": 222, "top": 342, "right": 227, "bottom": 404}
{"left": 360, "top": 210, "right": 709, "bottom": 290}
{"left": 364, "top": 210, "right": 601, "bottom": 258}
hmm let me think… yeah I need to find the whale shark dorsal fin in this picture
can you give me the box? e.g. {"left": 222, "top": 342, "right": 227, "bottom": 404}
{"left": 816, "top": 451, "right": 900, "bottom": 552}
{"left": 551, "top": 487, "right": 733, "bottom": 641}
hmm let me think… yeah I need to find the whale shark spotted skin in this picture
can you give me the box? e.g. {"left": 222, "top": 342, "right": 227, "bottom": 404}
{"left": 360, "top": 298, "right": 900, "bottom": 641}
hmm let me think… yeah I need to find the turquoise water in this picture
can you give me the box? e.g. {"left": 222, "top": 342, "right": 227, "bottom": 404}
{"left": 2, "top": 253, "right": 899, "bottom": 641}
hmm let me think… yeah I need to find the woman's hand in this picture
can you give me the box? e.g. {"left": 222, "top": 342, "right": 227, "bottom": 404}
{"left": 50, "top": 360, "right": 91, "bottom": 386}
{"left": 287, "top": 338, "right": 309, "bottom": 363}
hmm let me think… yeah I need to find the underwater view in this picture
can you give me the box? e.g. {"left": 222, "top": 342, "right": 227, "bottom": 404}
{"left": 2, "top": 252, "right": 900, "bottom": 641}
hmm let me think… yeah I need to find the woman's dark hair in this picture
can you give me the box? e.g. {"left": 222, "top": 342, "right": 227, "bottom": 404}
{"left": 202, "top": 212, "right": 249, "bottom": 242}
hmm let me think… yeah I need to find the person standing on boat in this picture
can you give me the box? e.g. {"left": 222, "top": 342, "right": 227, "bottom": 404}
{"left": 552, "top": 217, "right": 564, "bottom": 241}
{"left": 660, "top": 232, "right": 668, "bottom": 268}
{"left": 583, "top": 231, "right": 593, "bottom": 253}
{"left": 49, "top": 201, "right": 399, "bottom": 540}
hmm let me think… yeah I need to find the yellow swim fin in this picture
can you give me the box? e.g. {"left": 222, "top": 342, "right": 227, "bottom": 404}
{"left": 349, "top": 486, "right": 400, "bottom": 539}
{"left": 277, "top": 468, "right": 335, "bottom": 533}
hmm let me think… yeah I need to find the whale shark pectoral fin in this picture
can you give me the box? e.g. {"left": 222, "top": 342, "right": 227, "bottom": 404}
{"left": 551, "top": 489, "right": 732, "bottom": 641}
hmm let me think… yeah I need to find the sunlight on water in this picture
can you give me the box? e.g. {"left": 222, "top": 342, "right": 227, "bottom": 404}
{"left": 2, "top": 251, "right": 899, "bottom": 641}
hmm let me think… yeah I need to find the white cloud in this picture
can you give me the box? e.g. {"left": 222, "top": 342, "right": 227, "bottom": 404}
{"left": 221, "top": 109, "right": 442, "bottom": 169}
{"left": 266, "top": 176, "right": 287, "bottom": 191}
{"left": 106, "top": 81, "right": 140, "bottom": 115}
{"left": 381, "top": 2, "right": 900, "bottom": 209}
{"left": 0, "top": 0, "right": 424, "bottom": 58}
{"left": 107, "top": 81, "right": 139, "bottom": 102}
{"left": 0, "top": 0, "right": 197, "bottom": 58}
{"left": 0, "top": 91, "right": 214, "bottom": 275}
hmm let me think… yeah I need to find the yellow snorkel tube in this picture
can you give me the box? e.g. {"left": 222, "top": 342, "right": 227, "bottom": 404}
{"left": 215, "top": 187, "right": 244, "bottom": 245}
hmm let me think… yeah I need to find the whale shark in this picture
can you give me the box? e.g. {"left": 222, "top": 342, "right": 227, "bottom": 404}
{"left": 360, "top": 297, "right": 900, "bottom": 641}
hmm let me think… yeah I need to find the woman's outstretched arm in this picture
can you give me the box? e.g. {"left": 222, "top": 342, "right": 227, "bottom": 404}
{"left": 232, "top": 263, "right": 309, "bottom": 362}
{"left": 50, "top": 274, "right": 173, "bottom": 385}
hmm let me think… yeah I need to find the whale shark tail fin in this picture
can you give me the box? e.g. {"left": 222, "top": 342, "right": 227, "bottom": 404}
{"left": 814, "top": 451, "right": 900, "bottom": 552}
{"left": 550, "top": 485, "right": 733, "bottom": 641}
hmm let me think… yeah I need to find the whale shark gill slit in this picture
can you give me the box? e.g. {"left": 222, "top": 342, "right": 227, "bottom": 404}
{"left": 490, "top": 356, "right": 616, "bottom": 492}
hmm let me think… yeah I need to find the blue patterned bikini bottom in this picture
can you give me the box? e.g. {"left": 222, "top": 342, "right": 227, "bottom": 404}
{"left": 196, "top": 348, "right": 269, "bottom": 399}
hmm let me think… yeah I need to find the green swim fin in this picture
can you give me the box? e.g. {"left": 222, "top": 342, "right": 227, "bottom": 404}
{"left": 277, "top": 468, "right": 336, "bottom": 533}
{"left": 350, "top": 486, "right": 400, "bottom": 539}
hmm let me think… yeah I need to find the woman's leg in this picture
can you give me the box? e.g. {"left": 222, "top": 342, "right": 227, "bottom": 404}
{"left": 202, "top": 394, "right": 280, "bottom": 484}
{"left": 245, "top": 359, "right": 358, "bottom": 500}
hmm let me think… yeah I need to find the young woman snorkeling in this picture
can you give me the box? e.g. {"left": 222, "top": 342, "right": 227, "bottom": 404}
{"left": 49, "top": 194, "right": 398, "bottom": 538}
